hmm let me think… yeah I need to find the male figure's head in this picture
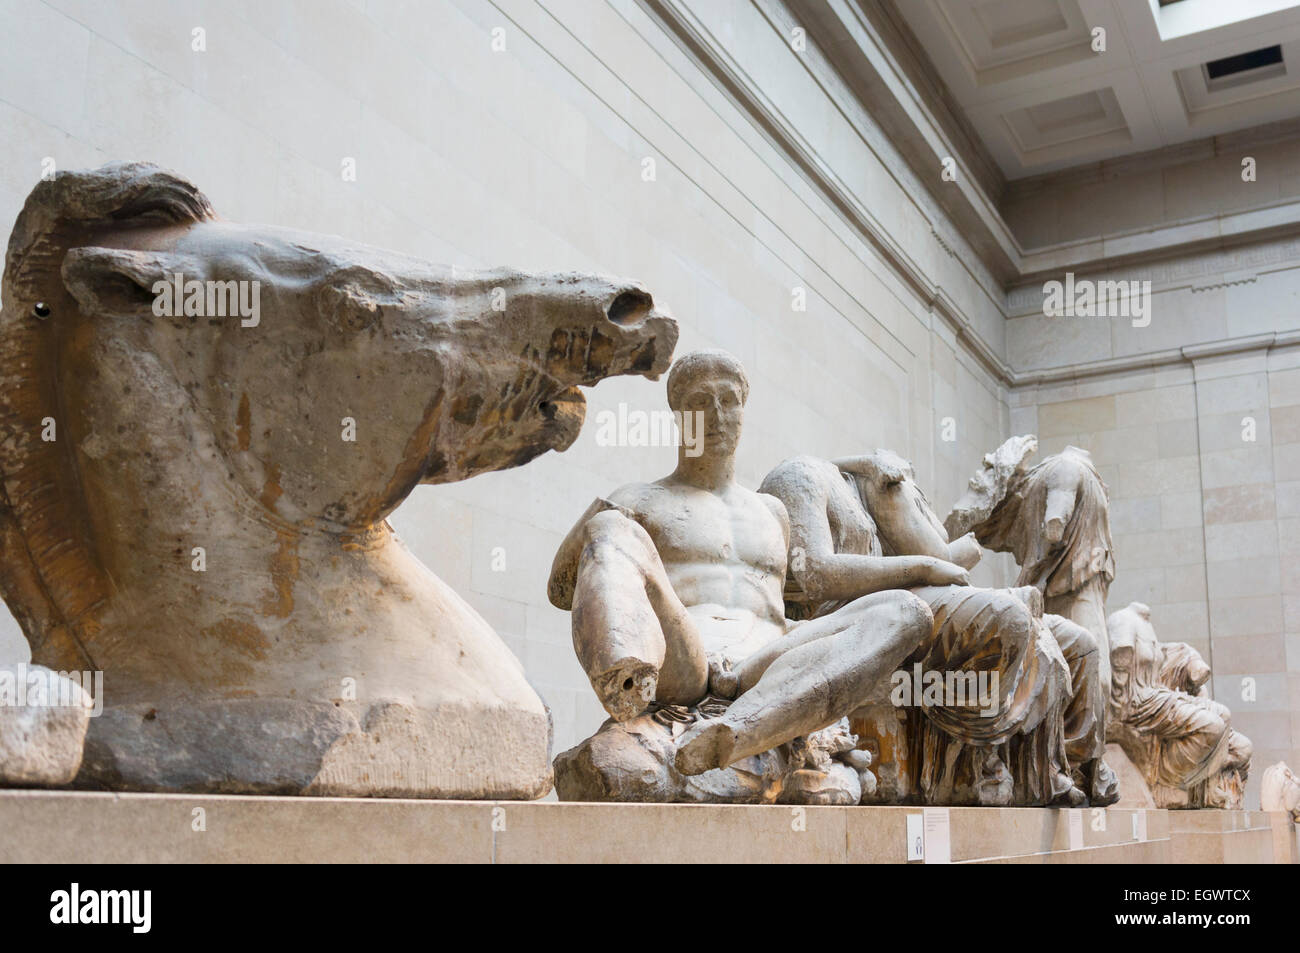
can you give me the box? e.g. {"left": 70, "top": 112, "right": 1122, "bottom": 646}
{"left": 666, "top": 349, "right": 749, "bottom": 464}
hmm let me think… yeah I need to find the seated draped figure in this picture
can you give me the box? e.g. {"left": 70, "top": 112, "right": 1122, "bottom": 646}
{"left": 759, "top": 450, "right": 1117, "bottom": 807}
{"left": 0, "top": 161, "right": 679, "bottom": 798}
{"left": 1108, "top": 602, "right": 1251, "bottom": 810}
{"left": 548, "top": 350, "right": 935, "bottom": 804}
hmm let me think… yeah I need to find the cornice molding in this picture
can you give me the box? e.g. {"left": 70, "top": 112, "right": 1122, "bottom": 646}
{"left": 636, "top": 0, "right": 956, "bottom": 318}
{"left": 1015, "top": 331, "right": 1300, "bottom": 388}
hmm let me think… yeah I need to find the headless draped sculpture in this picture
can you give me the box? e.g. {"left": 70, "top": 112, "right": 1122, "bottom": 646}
{"left": 1108, "top": 602, "right": 1252, "bottom": 809}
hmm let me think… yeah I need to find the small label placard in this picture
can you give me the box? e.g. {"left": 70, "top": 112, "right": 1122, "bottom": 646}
{"left": 923, "top": 807, "right": 951, "bottom": 865}
{"left": 906, "top": 813, "right": 924, "bottom": 862}
{"left": 1067, "top": 808, "right": 1084, "bottom": 851}
{"left": 1132, "top": 810, "right": 1147, "bottom": 842}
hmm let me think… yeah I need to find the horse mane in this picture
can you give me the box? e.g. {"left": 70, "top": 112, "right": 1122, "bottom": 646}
{"left": 0, "top": 162, "right": 216, "bottom": 665}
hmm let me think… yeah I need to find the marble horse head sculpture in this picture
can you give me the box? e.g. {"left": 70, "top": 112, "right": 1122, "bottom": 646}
{"left": 0, "top": 162, "right": 678, "bottom": 797}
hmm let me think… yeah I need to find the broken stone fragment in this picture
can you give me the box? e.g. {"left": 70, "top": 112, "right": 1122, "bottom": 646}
{"left": 0, "top": 664, "right": 92, "bottom": 785}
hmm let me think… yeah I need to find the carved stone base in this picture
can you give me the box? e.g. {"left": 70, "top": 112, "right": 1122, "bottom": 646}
{"left": 76, "top": 697, "right": 552, "bottom": 800}
{"left": 1105, "top": 743, "right": 1157, "bottom": 809}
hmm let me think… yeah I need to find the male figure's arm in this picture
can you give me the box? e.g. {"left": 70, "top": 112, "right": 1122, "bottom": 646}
{"left": 548, "top": 484, "right": 708, "bottom": 718}
{"left": 548, "top": 494, "right": 639, "bottom": 611}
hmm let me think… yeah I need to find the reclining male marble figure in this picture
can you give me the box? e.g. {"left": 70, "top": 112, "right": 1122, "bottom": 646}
{"left": 549, "top": 350, "right": 934, "bottom": 802}
{"left": 759, "top": 451, "right": 1117, "bottom": 806}
{"left": 0, "top": 161, "right": 678, "bottom": 797}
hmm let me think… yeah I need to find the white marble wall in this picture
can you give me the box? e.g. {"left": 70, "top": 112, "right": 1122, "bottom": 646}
{"left": 0, "top": 0, "right": 1012, "bottom": 761}
{"left": 1002, "top": 128, "right": 1300, "bottom": 252}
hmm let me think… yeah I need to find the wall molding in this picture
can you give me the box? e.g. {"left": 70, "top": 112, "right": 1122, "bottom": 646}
{"left": 1014, "top": 330, "right": 1300, "bottom": 388}
{"left": 640, "top": 0, "right": 1300, "bottom": 391}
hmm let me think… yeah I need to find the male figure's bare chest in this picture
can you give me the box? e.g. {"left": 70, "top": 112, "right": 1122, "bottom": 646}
{"left": 642, "top": 488, "right": 782, "bottom": 574}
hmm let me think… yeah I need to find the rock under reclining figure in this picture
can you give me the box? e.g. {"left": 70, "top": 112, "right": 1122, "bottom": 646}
{"left": 548, "top": 350, "right": 934, "bottom": 803}
{"left": 760, "top": 452, "right": 1117, "bottom": 806}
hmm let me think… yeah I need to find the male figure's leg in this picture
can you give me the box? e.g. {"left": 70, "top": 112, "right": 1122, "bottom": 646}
{"left": 571, "top": 509, "right": 709, "bottom": 720}
{"left": 674, "top": 590, "right": 933, "bottom": 775}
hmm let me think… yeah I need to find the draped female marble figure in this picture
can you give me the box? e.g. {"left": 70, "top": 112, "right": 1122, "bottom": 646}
{"left": 1108, "top": 602, "right": 1252, "bottom": 809}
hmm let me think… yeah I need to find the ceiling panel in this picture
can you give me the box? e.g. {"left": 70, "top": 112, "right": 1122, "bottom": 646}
{"left": 892, "top": 0, "right": 1300, "bottom": 177}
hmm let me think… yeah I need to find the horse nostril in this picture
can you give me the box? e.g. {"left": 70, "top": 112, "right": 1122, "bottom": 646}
{"left": 539, "top": 400, "right": 556, "bottom": 419}
{"left": 606, "top": 289, "right": 652, "bottom": 326}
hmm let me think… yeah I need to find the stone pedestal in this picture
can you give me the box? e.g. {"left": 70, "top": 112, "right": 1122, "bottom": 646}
{"left": 1, "top": 789, "right": 1293, "bottom": 864}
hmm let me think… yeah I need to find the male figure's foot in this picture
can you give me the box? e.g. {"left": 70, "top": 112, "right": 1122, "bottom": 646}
{"left": 674, "top": 718, "right": 736, "bottom": 776}
{"left": 1049, "top": 784, "right": 1088, "bottom": 807}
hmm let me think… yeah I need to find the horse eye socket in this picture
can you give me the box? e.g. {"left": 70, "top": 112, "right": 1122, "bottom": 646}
{"left": 321, "top": 283, "right": 381, "bottom": 332}
{"left": 344, "top": 302, "right": 380, "bottom": 331}
{"left": 33, "top": 302, "right": 51, "bottom": 319}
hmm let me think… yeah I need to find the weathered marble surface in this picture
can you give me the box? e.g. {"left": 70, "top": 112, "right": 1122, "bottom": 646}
{"left": 944, "top": 434, "right": 1039, "bottom": 542}
{"left": 1261, "top": 762, "right": 1300, "bottom": 821}
{"left": 762, "top": 450, "right": 1115, "bottom": 806}
{"left": 1108, "top": 602, "right": 1252, "bottom": 809}
{"left": 965, "top": 443, "right": 1116, "bottom": 686}
{"left": 0, "top": 162, "right": 677, "bottom": 798}
{"left": 550, "top": 350, "right": 932, "bottom": 803}
{"left": 0, "top": 664, "right": 92, "bottom": 785}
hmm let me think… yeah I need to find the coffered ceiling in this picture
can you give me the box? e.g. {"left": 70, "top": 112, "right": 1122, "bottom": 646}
{"left": 892, "top": 0, "right": 1300, "bottom": 178}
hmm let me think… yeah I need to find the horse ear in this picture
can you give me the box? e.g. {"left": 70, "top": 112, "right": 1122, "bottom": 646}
{"left": 61, "top": 246, "right": 188, "bottom": 317}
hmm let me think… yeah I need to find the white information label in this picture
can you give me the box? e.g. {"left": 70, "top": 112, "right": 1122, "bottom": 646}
{"left": 906, "top": 813, "right": 924, "bottom": 862}
{"left": 1067, "top": 808, "right": 1084, "bottom": 851}
{"left": 1132, "top": 810, "right": 1147, "bottom": 842}
{"left": 923, "top": 807, "right": 951, "bottom": 865}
